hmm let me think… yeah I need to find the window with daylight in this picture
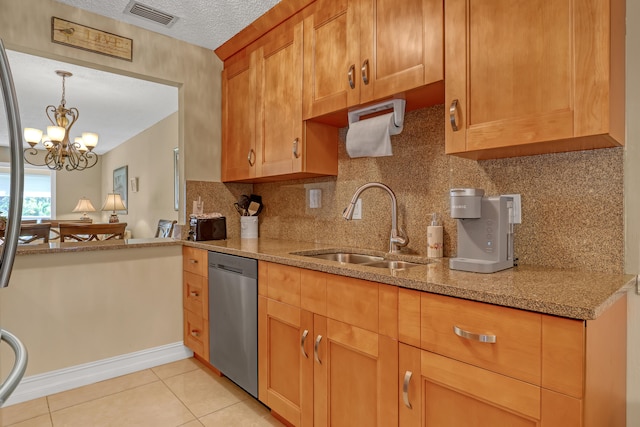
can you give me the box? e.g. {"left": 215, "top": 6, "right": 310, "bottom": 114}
{"left": 0, "top": 166, "right": 54, "bottom": 220}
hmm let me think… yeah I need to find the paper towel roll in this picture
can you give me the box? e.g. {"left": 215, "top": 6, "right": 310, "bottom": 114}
{"left": 346, "top": 112, "right": 395, "bottom": 158}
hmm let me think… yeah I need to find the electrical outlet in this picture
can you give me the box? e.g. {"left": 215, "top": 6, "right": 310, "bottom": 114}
{"left": 504, "top": 194, "right": 522, "bottom": 224}
{"left": 353, "top": 198, "right": 363, "bottom": 219}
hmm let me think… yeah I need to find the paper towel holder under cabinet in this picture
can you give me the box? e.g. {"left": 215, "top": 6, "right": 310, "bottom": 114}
{"left": 347, "top": 99, "right": 406, "bottom": 136}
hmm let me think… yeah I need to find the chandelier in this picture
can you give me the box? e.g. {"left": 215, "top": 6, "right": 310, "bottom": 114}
{"left": 23, "top": 70, "right": 99, "bottom": 171}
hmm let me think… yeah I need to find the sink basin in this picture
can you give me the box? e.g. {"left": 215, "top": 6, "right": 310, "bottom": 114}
{"left": 306, "top": 252, "right": 384, "bottom": 264}
{"left": 363, "top": 260, "right": 420, "bottom": 270}
{"left": 296, "top": 251, "right": 421, "bottom": 270}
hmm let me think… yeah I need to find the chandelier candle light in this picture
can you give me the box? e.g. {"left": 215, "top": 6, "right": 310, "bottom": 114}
{"left": 23, "top": 70, "right": 99, "bottom": 171}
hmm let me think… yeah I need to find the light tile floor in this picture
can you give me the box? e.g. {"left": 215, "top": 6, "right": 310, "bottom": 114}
{"left": 0, "top": 358, "right": 284, "bottom": 427}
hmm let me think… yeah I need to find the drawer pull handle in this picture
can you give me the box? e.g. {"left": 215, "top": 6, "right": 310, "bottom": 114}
{"left": 300, "top": 329, "right": 309, "bottom": 358}
{"left": 403, "top": 370, "right": 413, "bottom": 409}
{"left": 314, "top": 334, "right": 323, "bottom": 364}
{"left": 453, "top": 325, "right": 496, "bottom": 343}
{"left": 189, "top": 291, "right": 199, "bottom": 297}
{"left": 189, "top": 259, "right": 198, "bottom": 264}
{"left": 449, "top": 99, "right": 460, "bottom": 131}
{"left": 190, "top": 330, "right": 200, "bottom": 338}
{"left": 348, "top": 64, "right": 356, "bottom": 89}
{"left": 247, "top": 148, "right": 255, "bottom": 166}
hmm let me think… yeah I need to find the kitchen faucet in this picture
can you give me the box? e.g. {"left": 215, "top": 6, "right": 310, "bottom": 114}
{"left": 342, "top": 182, "right": 409, "bottom": 253}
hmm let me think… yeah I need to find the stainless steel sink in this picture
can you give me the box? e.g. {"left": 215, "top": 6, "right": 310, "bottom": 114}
{"left": 307, "top": 252, "right": 384, "bottom": 264}
{"left": 362, "top": 260, "right": 420, "bottom": 270}
{"left": 295, "top": 251, "right": 421, "bottom": 270}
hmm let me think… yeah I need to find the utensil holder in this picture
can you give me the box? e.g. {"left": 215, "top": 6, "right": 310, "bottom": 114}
{"left": 240, "top": 216, "right": 258, "bottom": 239}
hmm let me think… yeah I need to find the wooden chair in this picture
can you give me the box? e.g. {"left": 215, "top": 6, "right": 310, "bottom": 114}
{"left": 59, "top": 223, "right": 127, "bottom": 242}
{"left": 47, "top": 218, "right": 93, "bottom": 241}
{"left": 18, "top": 223, "right": 51, "bottom": 244}
{"left": 155, "top": 219, "right": 177, "bottom": 238}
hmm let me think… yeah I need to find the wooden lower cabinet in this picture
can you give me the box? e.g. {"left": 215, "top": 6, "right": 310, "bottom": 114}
{"left": 399, "top": 343, "right": 583, "bottom": 427}
{"left": 182, "top": 247, "right": 209, "bottom": 361}
{"left": 313, "top": 316, "right": 397, "bottom": 427}
{"left": 258, "top": 261, "right": 398, "bottom": 427}
{"left": 259, "top": 262, "right": 626, "bottom": 427}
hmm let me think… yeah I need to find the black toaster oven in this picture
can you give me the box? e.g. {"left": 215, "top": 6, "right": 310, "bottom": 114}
{"left": 188, "top": 217, "right": 227, "bottom": 241}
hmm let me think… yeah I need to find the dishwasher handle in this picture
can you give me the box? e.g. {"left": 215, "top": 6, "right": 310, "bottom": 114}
{"left": 210, "top": 263, "right": 245, "bottom": 275}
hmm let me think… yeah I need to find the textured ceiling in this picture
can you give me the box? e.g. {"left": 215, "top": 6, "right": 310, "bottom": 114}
{"left": 53, "top": 0, "right": 282, "bottom": 51}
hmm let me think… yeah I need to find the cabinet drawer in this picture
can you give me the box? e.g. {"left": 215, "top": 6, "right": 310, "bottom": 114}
{"left": 421, "top": 293, "right": 541, "bottom": 384}
{"left": 183, "top": 247, "right": 207, "bottom": 276}
{"left": 184, "top": 310, "right": 209, "bottom": 360}
{"left": 183, "top": 271, "right": 208, "bottom": 319}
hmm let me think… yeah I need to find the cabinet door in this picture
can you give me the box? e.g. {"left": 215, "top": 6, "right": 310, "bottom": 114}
{"left": 445, "top": 0, "right": 623, "bottom": 158}
{"left": 303, "top": 0, "right": 356, "bottom": 119}
{"left": 399, "top": 343, "right": 421, "bottom": 427}
{"left": 258, "top": 297, "right": 313, "bottom": 427}
{"left": 257, "top": 22, "right": 304, "bottom": 177}
{"left": 314, "top": 316, "right": 398, "bottom": 427}
{"left": 445, "top": 0, "right": 575, "bottom": 155}
{"left": 222, "top": 52, "right": 258, "bottom": 181}
{"left": 421, "top": 351, "right": 541, "bottom": 427}
{"left": 359, "top": 0, "right": 443, "bottom": 104}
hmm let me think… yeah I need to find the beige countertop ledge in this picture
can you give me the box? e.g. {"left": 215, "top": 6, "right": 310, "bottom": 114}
{"left": 14, "top": 237, "right": 634, "bottom": 320}
{"left": 184, "top": 238, "right": 636, "bottom": 321}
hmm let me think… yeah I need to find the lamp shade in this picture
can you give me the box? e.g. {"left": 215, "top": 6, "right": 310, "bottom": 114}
{"left": 101, "top": 193, "right": 126, "bottom": 212}
{"left": 72, "top": 197, "right": 96, "bottom": 213}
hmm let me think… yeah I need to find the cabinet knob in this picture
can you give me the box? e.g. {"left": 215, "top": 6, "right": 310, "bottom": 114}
{"left": 453, "top": 325, "right": 496, "bottom": 343}
{"left": 189, "top": 259, "right": 198, "bottom": 264}
{"left": 449, "top": 99, "right": 460, "bottom": 132}
{"left": 247, "top": 148, "right": 256, "bottom": 166}
{"left": 190, "top": 330, "right": 200, "bottom": 338}
{"left": 190, "top": 291, "right": 199, "bottom": 297}
{"left": 292, "top": 138, "right": 300, "bottom": 159}
{"left": 300, "top": 329, "right": 309, "bottom": 359}
{"left": 361, "top": 59, "right": 370, "bottom": 85}
{"left": 348, "top": 64, "right": 356, "bottom": 89}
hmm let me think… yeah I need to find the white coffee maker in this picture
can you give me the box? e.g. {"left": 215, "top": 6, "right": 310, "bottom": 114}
{"left": 449, "top": 188, "right": 516, "bottom": 273}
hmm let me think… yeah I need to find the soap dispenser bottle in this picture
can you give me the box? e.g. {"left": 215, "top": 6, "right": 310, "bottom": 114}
{"left": 427, "top": 213, "right": 443, "bottom": 258}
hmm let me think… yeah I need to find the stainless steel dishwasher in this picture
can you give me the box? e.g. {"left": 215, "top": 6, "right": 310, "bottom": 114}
{"left": 208, "top": 251, "right": 258, "bottom": 398}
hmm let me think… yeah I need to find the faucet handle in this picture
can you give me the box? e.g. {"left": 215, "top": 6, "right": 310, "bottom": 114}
{"left": 390, "top": 227, "right": 409, "bottom": 252}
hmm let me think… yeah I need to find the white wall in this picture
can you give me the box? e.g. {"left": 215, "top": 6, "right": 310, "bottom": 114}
{"left": 625, "top": 0, "right": 640, "bottom": 423}
{"left": 101, "top": 113, "right": 179, "bottom": 238}
{"left": 0, "top": 246, "right": 182, "bottom": 377}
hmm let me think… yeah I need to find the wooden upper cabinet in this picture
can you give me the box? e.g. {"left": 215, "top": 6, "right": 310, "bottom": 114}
{"left": 257, "top": 22, "right": 304, "bottom": 177}
{"left": 303, "top": 0, "right": 443, "bottom": 123}
{"left": 445, "top": 0, "right": 625, "bottom": 159}
{"left": 222, "top": 16, "right": 338, "bottom": 183}
{"left": 222, "top": 52, "right": 258, "bottom": 181}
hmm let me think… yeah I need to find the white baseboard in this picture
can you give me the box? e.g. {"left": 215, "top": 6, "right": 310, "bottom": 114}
{"left": 4, "top": 342, "right": 193, "bottom": 407}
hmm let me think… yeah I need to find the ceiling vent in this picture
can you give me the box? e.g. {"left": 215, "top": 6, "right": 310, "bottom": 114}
{"left": 124, "top": 1, "right": 178, "bottom": 27}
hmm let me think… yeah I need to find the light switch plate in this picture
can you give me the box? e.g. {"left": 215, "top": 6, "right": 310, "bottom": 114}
{"left": 504, "top": 194, "right": 521, "bottom": 224}
{"left": 309, "top": 189, "right": 322, "bottom": 209}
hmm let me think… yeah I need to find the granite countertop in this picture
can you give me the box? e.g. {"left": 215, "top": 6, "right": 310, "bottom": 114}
{"left": 184, "top": 237, "right": 636, "bottom": 320}
{"left": 14, "top": 237, "right": 180, "bottom": 255}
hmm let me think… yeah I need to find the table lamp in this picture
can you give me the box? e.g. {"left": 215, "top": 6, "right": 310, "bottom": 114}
{"left": 72, "top": 197, "right": 96, "bottom": 220}
{"left": 101, "top": 193, "right": 126, "bottom": 223}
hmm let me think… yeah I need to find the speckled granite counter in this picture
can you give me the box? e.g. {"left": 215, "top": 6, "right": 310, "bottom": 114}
{"left": 184, "top": 238, "right": 636, "bottom": 320}
{"left": 14, "top": 237, "right": 180, "bottom": 255}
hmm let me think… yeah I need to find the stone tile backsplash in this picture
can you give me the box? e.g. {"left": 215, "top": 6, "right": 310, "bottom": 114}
{"left": 187, "top": 104, "right": 624, "bottom": 274}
